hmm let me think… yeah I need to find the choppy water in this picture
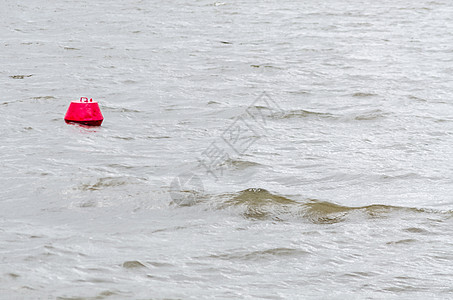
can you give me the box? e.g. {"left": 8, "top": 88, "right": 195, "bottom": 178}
{"left": 1, "top": 0, "right": 453, "bottom": 299}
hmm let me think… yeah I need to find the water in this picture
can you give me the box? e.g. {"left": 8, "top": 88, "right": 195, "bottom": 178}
{"left": 1, "top": 0, "right": 453, "bottom": 298}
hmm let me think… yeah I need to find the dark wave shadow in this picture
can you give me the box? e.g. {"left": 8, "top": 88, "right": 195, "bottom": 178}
{"left": 198, "top": 188, "right": 449, "bottom": 224}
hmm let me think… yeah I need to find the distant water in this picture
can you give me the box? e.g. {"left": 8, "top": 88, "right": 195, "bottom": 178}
{"left": 1, "top": 0, "right": 453, "bottom": 299}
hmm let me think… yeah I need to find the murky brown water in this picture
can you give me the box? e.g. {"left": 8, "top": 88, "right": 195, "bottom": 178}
{"left": 1, "top": 0, "right": 453, "bottom": 299}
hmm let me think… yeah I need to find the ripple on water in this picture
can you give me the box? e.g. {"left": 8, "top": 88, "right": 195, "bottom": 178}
{"left": 276, "top": 109, "right": 337, "bottom": 120}
{"left": 198, "top": 188, "right": 453, "bottom": 224}
{"left": 206, "top": 247, "right": 310, "bottom": 261}
{"left": 56, "top": 290, "right": 120, "bottom": 300}
{"left": 225, "top": 158, "right": 264, "bottom": 170}
{"left": 275, "top": 108, "right": 388, "bottom": 121}
{"left": 122, "top": 261, "right": 147, "bottom": 269}
{"left": 351, "top": 92, "right": 379, "bottom": 97}
{"left": 75, "top": 176, "right": 140, "bottom": 192}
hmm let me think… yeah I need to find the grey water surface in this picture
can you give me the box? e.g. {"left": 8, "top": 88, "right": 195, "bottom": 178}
{"left": 1, "top": 0, "right": 453, "bottom": 299}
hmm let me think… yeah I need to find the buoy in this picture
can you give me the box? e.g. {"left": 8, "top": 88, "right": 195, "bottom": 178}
{"left": 64, "top": 97, "right": 104, "bottom": 126}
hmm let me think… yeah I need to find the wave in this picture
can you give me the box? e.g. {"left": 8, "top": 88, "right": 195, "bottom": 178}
{"left": 76, "top": 176, "right": 140, "bottom": 191}
{"left": 276, "top": 109, "right": 337, "bottom": 120}
{"left": 206, "top": 247, "right": 309, "bottom": 261}
{"left": 351, "top": 92, "right": 378, "bottom": 97}
{"left": 101, "top": 105, "right": 141, "bottom": 113}
{"left": 274, "top": 108, "right": 388, "bottom": 121}
{"left": 187, "top": 188, "right": 450, "bottom": 223}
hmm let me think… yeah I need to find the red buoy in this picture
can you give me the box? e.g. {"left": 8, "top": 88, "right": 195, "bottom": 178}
{"left": 64, "top": 97, "right": 104, "bottom": 126}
